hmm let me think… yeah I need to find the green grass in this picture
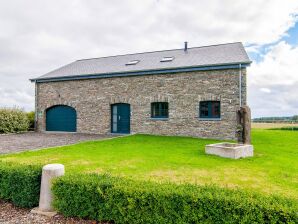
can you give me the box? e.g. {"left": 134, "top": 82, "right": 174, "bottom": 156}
{"left": 1, "top": 129, "right": 297, "bottom": 199}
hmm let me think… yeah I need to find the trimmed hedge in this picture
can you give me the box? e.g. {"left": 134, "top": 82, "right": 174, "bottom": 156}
{"left": 0, "top": 108, "right": 29, "bottom": 133}
{"left": 52, "top": 174, "right": 298, "bottom": 224}
{"left": 0, "top": 162, "right": 42, "bottom": 207}
{"left": 26, "top": 111, "right": 35, "bottom": 130}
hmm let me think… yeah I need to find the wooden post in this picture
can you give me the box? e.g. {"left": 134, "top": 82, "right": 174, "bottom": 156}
{"left": 237, "top": 106, "right": 251, "bottom": 144}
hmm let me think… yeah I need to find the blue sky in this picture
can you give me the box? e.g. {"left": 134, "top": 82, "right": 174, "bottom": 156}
{"left": 248, "top": 19, "right": 298, "bottom": 63}
{"left": 283, "top": 20, "right": 298, "bottom": 46}
{"left": 0, "top": 0, "right": 297, "bottom": 118}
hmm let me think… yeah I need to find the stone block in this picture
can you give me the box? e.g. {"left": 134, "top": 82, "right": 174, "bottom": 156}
{"left": 38, "top": 164, "right": 65, "bottom": 212}
{"left": 205, "top": 143, "right": 253, "bottom": 159}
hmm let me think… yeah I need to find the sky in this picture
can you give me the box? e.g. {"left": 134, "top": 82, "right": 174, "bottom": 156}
{"left": 0, "top": 0, "right": 297, "bottom": 118}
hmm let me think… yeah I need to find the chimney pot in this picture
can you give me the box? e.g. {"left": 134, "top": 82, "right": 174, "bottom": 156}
{"left": 184, "top": 41, "right": 188, "bottom": 51}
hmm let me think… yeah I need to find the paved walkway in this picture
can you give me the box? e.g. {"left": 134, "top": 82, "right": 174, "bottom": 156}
{"left": 0, "top": 132, "right": 112, "bottom": 154}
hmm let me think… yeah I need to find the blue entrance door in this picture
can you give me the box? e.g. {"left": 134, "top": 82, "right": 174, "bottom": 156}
{"left": 111, "top": 103, "right": 130, "bottom": 134}
{"left": 46, "top": 105, "right": 77, "bottom": 132}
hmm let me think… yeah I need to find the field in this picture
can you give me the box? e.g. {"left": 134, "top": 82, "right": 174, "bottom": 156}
{"left": 0, "top": 129, "right": 297, "bottom": 200}
{"left": 252, "top": 122, "right": 298, "bottom": 129}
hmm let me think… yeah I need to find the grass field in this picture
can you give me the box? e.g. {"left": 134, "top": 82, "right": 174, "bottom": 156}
{"left": 0, "top": 129, "right": 297, "bottom": 199}
{"left": 252, "top": 122, "right": 298, "bottom": 129}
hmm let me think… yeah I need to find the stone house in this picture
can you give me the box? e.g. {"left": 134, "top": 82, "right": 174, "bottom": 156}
{"left": 31, "top": 42, "right": 251, "bottom": 140}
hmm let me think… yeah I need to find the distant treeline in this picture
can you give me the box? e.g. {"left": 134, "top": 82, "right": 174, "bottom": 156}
{"left": 253, "top": 115, "right": 298, "bottom": 123}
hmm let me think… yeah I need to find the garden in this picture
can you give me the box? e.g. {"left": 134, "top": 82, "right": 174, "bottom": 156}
{"left": 0, "top": 108, "right": 297, "bottom": 223}
{"left": 0, "top": 128, "right": 298, "bottom": 223}
{"left": 1, "top": 129, "right": 298, "bottom": 199}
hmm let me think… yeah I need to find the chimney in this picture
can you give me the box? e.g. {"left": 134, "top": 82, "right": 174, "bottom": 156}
{"left": 184, "top": 41, "right": 188, "bottom": 52}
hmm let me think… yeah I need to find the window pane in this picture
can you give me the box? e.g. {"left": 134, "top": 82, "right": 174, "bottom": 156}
{"left": 113, "top": 105, "right": 117, "bottom": 115}
{"left": 200, "top": 101, "right": 220, "bottom": 118}
{"left": 151, "top": 102, "right": 168, "bottom": 118}
{"left": 126, "top": 60, "right": 140, "bottom": 65}
{"left": 112, "top": 122, "right": 117, "bottom": 132}
{"left": 112, "top": 105, "right": 118, "bottom": 132}
{"left": 200, "top": 102, "right": 209, "bottom": 118}
{"left": 160, "top": 57, "right": 174, "bottom": 62}
{"left": 151, "top": 103, "right": 157, "bottom": 117}
{"left": 156, "top": 103, "right": 161, "bottom": 117}
{"left": 211, "top": 102, "right": 220, "bottom": 118}
{"left": 161, "top": 103, "right": 168, "bottom": 117}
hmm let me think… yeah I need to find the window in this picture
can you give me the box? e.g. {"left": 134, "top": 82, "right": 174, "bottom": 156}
{"left": 160, "top": 57, "right": 174, "bottom": 62}
{"left": 126, "top": 60, "right": 139, "bottom": 65}
{"left": 199, "top": 101, "right": 220, "bottom": 119}
{"left": 151, "top": 102, "right": 169, "bottom": 118}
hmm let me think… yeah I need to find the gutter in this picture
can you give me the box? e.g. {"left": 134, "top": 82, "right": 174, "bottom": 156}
{"left": 30, "top": 62, "right": 251, "bottom": 83}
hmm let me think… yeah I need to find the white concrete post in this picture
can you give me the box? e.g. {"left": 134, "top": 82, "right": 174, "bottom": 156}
{"left": 38, "top": 164, "right": 65, "bottom": 214}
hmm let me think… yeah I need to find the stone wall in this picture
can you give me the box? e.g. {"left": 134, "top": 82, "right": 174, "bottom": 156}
{"left": 36, "top": 68, "right": 247, "bottom": 140}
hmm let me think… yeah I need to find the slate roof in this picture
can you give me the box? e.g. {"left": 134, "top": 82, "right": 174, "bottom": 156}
{"left": 32, "top": 42, "right": 251, "bottom": 82}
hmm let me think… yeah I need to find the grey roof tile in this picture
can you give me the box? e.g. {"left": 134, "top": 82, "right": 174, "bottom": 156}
{"left": 34, "top": 42, "right": 251, "bottom": 80}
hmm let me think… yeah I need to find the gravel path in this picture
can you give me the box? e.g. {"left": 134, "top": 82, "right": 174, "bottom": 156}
{"left": 0, "top": 132, "right": 113, "bottom": 154}
{"left": 0, "top": 200, "right": 103, "bottom": 224}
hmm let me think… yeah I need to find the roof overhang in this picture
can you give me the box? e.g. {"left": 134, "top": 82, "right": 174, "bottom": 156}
{"left": 30, "top": 62, "right": 251, "bottom": 83}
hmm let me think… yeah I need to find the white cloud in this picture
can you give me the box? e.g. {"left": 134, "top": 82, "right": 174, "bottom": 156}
{"left": 0, "top": 0, "right": 298, "bottom": 112}
{"left": 260, "top": 88, "right": 271, "bottom": 93}
{"left": 248, "top": 41, "right": 298, "bottom": 117}
{"left": 249, "top": 41, "right": 298, "bottom": 86}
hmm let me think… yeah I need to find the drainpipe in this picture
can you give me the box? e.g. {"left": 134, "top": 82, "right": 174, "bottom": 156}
{"left": 239, "top": 64, "right": 242, "bottom": 107}
{"left": 34, "top": 81, "right": 37, "bottom": 131}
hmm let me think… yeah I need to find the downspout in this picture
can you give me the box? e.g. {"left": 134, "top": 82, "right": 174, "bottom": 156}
{"left": 239, "top": 64, "right": 242, "bottom": 107}
{"left": 34, "top": 81, "right": 37, "bottom": 131}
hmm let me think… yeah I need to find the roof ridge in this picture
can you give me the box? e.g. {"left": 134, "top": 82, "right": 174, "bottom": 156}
{"left": 76, "top": 42, "right": 243, "bottom": 62}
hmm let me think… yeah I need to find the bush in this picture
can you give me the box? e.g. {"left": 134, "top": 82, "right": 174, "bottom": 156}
{"left": 0, "top": 162, "right": 42, "bottom": 208}
{"left": 0, "top": 108, "right": 29, "bottom": 133}
{"left": 26, "top": 111, "right": 35, "bottom": 130}
{"left": 52, "top": 174, "right": 298, "bottom": 224}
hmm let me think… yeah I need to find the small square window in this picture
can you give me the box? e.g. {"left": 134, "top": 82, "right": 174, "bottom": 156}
{"left": 160, "top": 57, "right": 174, "bottom": 62}
{"left": 126, "top": 60, "right": 140, "bottom": 65}
{"left": 151, "top": 102, "right": 169, "bottom": 118}
{"left": 199, "top": 101, "right": 220, "bottom": 119}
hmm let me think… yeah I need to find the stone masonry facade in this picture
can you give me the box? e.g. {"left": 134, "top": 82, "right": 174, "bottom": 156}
{"left": 36, "top": 68, "right": 247, "bottom": 140}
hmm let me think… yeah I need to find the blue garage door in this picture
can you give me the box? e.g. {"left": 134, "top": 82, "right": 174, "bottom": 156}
{"left": 46, "top": 105, "right": 77, "bottom": 132}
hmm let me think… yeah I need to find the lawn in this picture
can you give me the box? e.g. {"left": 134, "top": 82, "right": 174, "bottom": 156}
{"left": 0, "top": 129, "right": 297, "bottom": 199}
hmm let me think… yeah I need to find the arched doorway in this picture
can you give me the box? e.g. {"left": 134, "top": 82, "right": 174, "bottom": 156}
{"left": 46, "top": 105, "right": 77, "bottom": 132}
{"left": 111, "top": 103, "right": 130, "bottom": 134}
